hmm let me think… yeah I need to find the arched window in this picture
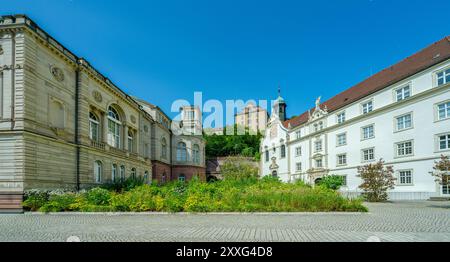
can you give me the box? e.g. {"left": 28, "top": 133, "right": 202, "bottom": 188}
{"left": 193, "top": 144, "right": 200, "bottom": 164}
{"left": 120, "top": 165, "right": 125, "bottom": 180}
{"left": 94, "top": 161, "right": 102, "bottom": 183}
{"left": 280, "top": 145, "right": 286, "bottom": 158}
{"left": 176, "top": 142, "right": 187, "bottom": 162}
{"left": 178, "top": 174, "right": 186, "bottom": 182}
{"left": 111, "top": 164, "right": 117, "bottom": 182}
{"left": 265, "top": 150, "right": 269, "bottom": 162}
{"left": 161, "top": 173, "right": 166, "bottom": 184}
{"left": 107, "top": 106, "right": 121, "bottom": 148}
{"left": 89, "top": 112, "right": 99, "bottom": 142}
{"left": 161, "top": 138, "right": 167, "bottom": 159}
{"left": 127, "top": 130, "right": 134, "bottom": 152}
{"left": 131, "top": 168, "right": 136, "bottom": 178}
{"left": 272, "top": 170, "right": 278, "bottom": 177}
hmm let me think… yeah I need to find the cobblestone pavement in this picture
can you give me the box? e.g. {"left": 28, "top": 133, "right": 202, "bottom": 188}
{"left": 0, "top": 201, "right": 449, "bottom": 242}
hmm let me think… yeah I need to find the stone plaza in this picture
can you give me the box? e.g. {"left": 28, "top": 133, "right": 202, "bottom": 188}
{"left": 0, "top": 201, "right": 449, "bottom": 242}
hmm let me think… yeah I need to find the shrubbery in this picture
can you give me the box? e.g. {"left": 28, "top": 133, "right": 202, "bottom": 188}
{"left": 318, "top": 175, "right": 345, "bottom": 190}
{"left": 23, "top": 177, "right": 367, "bottom": 213}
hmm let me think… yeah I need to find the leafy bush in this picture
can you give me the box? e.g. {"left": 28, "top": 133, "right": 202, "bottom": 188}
{"left": 102, "top": 176, "right": 146, "bottom": 192}
{"left": 318, "top": 175, "right": 345, "bottom": 190}
{"left": 85, "top": 188, "right": 111, "bottom": 206}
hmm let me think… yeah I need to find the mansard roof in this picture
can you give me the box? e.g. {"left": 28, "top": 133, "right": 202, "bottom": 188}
{"left": 283, "top": 36, "right": 450, "bottom": 129}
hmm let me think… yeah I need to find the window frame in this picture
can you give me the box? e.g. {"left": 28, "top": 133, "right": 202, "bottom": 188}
{"left": 337, "top": 153, "right": 347, "bottom": 166}
{"left": 89, "top": 112, "right": 100, "bottom": 142}
{"left": 436, "top": 68, "right": 450, "bottom": 87}
{"left": 336, "top": 132, "right": 347, "bottom": 147}
{"left": 394, "top": 85, "right": 411, "bottom": 102}
{"left": 111, "top": 164, "right": 117, "bottom": 182}
{"left": 397, "top": 169, "right": 413, "bottom": 186}
{"left": 361, "top": 124, "right": 375, "bottom": 140}
{"left": 280, "top": 144, "right": 286, "bottom": 158}
{"left": 361, "top": 147, "right": 375, "bottom": 163}
{"left": 395, "top": 140, "right": 414, "bottom": 158}
{"left": 394, "top": 112, "right": 413, "bottom": 132}
{"left": 107, "top": 106, "right": 121, "bottom": 148}
{"left": 436, "top": 133, "right": 450, "bottom": 152}
{"left": 295, "top": 146, "right": 302, "bottom": 157}
{"left": 295, "top": 162, "right": 302, "bottom": 172}
{"left": 176, "top": 142, "right": 188, "bottom": 162}
{"left": 435, "top": 100, "right": 450, "bottom": 122}
{"left": 314, "top": 140, "right": 323, "bottom": 152}
{"left": 336, "top": 111, "right": 346, "bottom": 124}
{"left": 94, "top": 161, "right": 102, "bottom": 183}
{"left": 361, "top": 100, "right": 374, "bottom": 115}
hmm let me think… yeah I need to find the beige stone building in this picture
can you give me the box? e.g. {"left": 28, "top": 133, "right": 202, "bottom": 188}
{"left": 0, "top": 15, "right": 205, "bottom": 210}
{"left": 234, "top": 103, "right": 268, "bottom": 134}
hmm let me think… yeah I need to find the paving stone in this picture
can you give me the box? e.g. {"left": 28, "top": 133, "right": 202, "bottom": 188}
{"left": 0, "top": 201, "right": 449, "bottom": 242}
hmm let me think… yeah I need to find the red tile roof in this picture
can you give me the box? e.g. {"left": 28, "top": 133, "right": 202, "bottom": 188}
{"left": 283, "top": 36, "right": 450, "bottom": 128}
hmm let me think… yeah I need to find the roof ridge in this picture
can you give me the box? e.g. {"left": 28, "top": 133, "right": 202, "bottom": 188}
{"left": 283, "top": 36, "right": 450, "bottom": 128}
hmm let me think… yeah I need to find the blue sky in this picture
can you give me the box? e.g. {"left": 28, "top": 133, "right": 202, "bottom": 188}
{"left": 2, "top": 0, "right": 449, "bottom": 126}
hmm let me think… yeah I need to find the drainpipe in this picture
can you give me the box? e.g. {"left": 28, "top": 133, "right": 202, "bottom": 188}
{"left": 75, "top": 64, "right": 80, "bottom": 191}
{"left": 10, "top": 32, "right": 16, "bottom": 130}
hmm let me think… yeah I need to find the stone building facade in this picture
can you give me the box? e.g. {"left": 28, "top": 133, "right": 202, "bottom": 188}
{"left": 235, "top": 103, "right": 269, "bottom": 134}
{"left": 0, "top": 15, "right": 206, "bottom": 208}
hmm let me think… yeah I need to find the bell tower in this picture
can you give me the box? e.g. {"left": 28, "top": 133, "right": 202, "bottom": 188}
{"left": 272, "top": 86, "right": 287, "bottom": 121}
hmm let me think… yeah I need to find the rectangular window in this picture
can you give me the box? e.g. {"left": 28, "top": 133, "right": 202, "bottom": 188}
{"left": 362, "top": 148, "right": 375, "bottom": 162}
{"left": 315, "top": 159, "right": 323, "bottom": 168}
{"left": 295, "top": 146, "right": 302, "bottom": 156}
{"left": 437, "top": 102, "right": 450, "bottom": 120}
{"left": 439, "top": 134, "right": 450, "bottom": 150}
{"left": 340, "top": 175, "right": 347, "bottom": 186}
{"left": 337, "top": 112, "right": 346, "bottom": 124}
{"left": 296, "top": 162, "right": 302, "bottom": 172}
{"left": 399, "top": 170, "right": 413, "bottom": 185}
{"left": 337, "top": 133, "right": 347, "bottom": 146}
{"left": 396, "top": 86, "right": 411, "bottom": 101}
{"left": 295, "top": 131, "right": 301, "bottom": 139}
{"left": 437, "top": 69, "right": 450, "bottom": 86}
{"left": 314, "top": 140, "right": 322, "bottom": 152}
{"left": 265, "top": 150, "right": 269, "bottom": 162}
{"left": 396, "top": 114, "right": 412, "bottom": 131}
{"left": 396, "top": 141, "right": 413, "bottom": 157}
{"left": 337, "top": 154, "right": 347, "bottom": 166}
{"left": 362, "top": 101, "right": 373, "bottom": 114}
{"left": 362, "top": 125, "right": 374, "bottom": 140}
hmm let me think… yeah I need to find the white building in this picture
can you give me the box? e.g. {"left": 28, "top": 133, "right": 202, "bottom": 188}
{"left": 260, "top": 36, "right": 450, "bottom": 200}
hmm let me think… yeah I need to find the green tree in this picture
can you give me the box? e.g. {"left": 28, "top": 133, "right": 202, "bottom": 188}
{"left": 357, "top": 159, "right": 396, "bottom": 202}
{"left": 220, "top": 157, "right": 259, "bottom": 181}
{"left": 430, "top": 155, "right": 450, "bottom": 189}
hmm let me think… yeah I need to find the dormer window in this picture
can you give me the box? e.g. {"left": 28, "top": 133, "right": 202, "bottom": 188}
{"left": 437, "top": 69, "right": 450, "bottom": 86}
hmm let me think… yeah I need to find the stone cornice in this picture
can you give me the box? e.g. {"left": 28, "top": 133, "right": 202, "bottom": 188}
{"left": 0, "top": 14, "right": 156, "bottom": 123}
